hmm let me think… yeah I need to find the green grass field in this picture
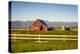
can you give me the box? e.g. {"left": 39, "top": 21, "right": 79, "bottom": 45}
{"left": 9, "top": 29, "right": 78, "bottom": 53}
{"left": 10, "top": 29, "right": 78, "bottom": 35}
{"left": 10, "top": 39, "right": 78, "bottom": 53}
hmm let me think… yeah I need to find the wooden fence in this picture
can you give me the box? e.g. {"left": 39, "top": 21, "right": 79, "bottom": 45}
{"left": 9, "top": 34, "right": 78, "bottom": 41}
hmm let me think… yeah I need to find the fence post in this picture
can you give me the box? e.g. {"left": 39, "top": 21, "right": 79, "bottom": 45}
{"left": 63, "top": 35, "right": 65, "bottom": 42}
{"left": 13, "top": 34, "right": 15, "bottom": 42}
{"left": 38, "top": 31, "right": 41, "bottom": 42}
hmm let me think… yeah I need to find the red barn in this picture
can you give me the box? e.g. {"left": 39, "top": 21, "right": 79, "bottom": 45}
{"left": 29, "top": 19, "right": 48, "bottom": 31}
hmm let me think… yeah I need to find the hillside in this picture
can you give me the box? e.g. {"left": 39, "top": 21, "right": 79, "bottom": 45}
{"left": 9, "top": 21, "right": 78, "bottom": 29}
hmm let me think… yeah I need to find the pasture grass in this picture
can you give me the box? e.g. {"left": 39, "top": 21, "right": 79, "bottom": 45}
{"left": 10, "top": 39, "right": 78, "bottom": 53}
{"left": 10, "top": 29, "right": 78, "bottom": 35}
{"left": 9, "top": 29, "right": 78, "bottom": 53}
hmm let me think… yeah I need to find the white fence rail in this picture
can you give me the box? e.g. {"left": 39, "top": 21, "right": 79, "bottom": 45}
{"left": 9, "top": 34, "right": 78, "bottom": 41}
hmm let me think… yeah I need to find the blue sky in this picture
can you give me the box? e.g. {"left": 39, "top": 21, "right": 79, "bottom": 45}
{"left": 10, "top": 1, "right": 78, "bottom": 22}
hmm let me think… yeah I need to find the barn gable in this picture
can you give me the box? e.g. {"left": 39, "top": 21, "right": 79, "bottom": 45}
{"left": 29, "top": 19, "right": 48, "bottom": 31}
{"left": 38, "top": 19, "right": 48, "bottom": 28}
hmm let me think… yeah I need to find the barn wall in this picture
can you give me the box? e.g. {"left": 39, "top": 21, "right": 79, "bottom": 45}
{"left": 29, "top": 20, "right": 48, "bottom": 31}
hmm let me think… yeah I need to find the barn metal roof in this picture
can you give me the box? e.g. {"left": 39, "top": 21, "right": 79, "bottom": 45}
{"left": 37, "top": 19, "right": 48, "bottom": 28}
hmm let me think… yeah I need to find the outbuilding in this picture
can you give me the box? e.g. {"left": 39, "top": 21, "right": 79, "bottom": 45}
{"left": 29, "top": 19, "right": 48, "bottom": 31}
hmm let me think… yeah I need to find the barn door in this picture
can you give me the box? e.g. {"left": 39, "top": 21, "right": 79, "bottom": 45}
{"left": 40, "top": 25, "right": 43, "bottom": 31}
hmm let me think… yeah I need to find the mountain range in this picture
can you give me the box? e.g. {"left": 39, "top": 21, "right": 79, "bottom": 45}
{"left": 9, "top": 21, "right": 78, "bottom": 29}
